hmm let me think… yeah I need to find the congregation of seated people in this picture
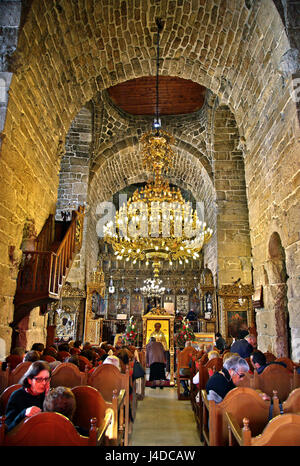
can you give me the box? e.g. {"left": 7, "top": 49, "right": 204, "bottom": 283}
{"left": 0, "top": 337, "right": 141, "bottom": 443}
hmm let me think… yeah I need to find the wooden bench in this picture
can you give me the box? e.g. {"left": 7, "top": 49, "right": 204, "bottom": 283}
{"left": 252, "top": 363, "right": 294, "bottom": 401}
{"left": 272, "top": 387, "right": 300, "bottom": 417}
{"left": 0, "top": 384, "right": 22, "bottom": 415}
{"left": 8, "top": 361, "right": 32, "bottom": 386}
{"left": 50, "top": 362, "right": 87, "bottom": 388}
{"left": 201, "top": 386, "right": 271, "bottom": 446}
{"left": 176, "top": 347, "right": 197, "bottom": 400}
{"left": 226, "top": 412, "right": 300, "bottom": 446}
{"left": 88, "top": 364, "right": 130, "bottom": 446}
{"left": 192, "top": 358, "right": 223, "bottom": 432}
{"left": 71, "top": 385, "right": 116, "bottom": 445}
{"left": 0, "top": 411, "right": 112, "bottom": 446}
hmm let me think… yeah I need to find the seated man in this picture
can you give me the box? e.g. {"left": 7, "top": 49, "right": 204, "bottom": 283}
{"left": 250, "top": 350, "right": 287, "bottom": 373}
{"left": 250, "top": 350, "right": 268, "bottom": 374}
{"left": 231, "top": 334, "right": 256, "bottom": 359}
{"left": 205, "top": 355, "right": 249, "bottom": 403}
{"left": 215, "top": 332, "right": 226, "bottom": 353}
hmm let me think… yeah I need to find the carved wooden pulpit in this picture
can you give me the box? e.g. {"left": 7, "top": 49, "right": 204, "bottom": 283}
{"left": 142, "top": 307, "right": 175, "bottom": 385}
{"left": 83, "top": 266, "right": 106, "bottom": 345}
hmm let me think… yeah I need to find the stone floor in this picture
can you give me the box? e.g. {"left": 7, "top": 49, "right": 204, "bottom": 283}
{"left": 130, "top": 386, "right": 202, "bottom": 446}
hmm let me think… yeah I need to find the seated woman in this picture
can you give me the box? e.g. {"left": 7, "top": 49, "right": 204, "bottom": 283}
{"left": 5, "top": 360, "right": 51, "bottom": 431}
{"left": 43, "top": 386, "right": 88, "bottom": 436}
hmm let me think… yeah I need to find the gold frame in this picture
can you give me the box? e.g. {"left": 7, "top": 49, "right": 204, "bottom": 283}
{"left": 193, "top": 332, "right": 215, "bottom": 349}
{"left": 218, "top": 284, "right": 254, "bottom": 341}
{"left": 142, "top": 308, "right": 175, "bottom": 385}
{"left": 83, "top": 268, "right": 106, "bottom": 345}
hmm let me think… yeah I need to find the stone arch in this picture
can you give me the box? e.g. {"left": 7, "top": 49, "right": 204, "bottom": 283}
{"left": 265, "top": 232, "right": 290, "bottom": 357}
{"left": 86, "top": 139, "right": 217, "bottom": 277}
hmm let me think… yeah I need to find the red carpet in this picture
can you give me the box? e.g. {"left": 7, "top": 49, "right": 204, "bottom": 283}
{"left": 145, "top": 380, "right": 171, "bottom": 387}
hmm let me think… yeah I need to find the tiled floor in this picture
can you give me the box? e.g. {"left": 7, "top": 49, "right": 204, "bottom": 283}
{"left": 130, "top": 386, "right": 202, "bottom": 446}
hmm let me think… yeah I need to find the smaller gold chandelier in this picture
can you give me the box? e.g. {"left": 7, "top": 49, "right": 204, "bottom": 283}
{"left": 140, "top": 277, "right": 166, "bottom": 298}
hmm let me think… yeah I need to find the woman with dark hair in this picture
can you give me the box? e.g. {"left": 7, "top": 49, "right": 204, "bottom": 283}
{"left": 5, "top": 360, "right": 51, "bottom": 431}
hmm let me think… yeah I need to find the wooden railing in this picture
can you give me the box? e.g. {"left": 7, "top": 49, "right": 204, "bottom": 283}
{"left": 49, "top": 208, "right": 84, "bottom": 295}
{"left": 15, "top": 207, "right": 84, "bottom": 304}
{"left": 35, "top": 214, "right": 55, "bottom": 252}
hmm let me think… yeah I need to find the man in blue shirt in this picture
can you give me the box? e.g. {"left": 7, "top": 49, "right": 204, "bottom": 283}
{"left": 231, "top": 334, "right": 257, "bottom": 358}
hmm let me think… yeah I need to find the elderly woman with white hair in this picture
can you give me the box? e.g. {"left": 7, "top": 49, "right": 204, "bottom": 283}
{"left": 103, "top": 351, "right": 121, "bottom": 371}
{"left": 205, "top": 355, "right": 249, "bottom": 403}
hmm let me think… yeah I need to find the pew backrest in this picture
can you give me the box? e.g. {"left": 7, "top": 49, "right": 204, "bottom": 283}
{"left": 0, "top": 412, "right": 99, "bottom": 446}
{"left": 71, "top": 385, "right": 109, "bottom": 431}
{"left": 71, "top": 385, "right": 115, "bottom": 444}
{"left": 88, "top": 364, "right": 129, "bottom": 402}
{"left": 9, "top": 362, "right": 32, "bottom": 385}
{"left": 253, "top": 363, "right": 293, "bottom": 401}
{"left": 0, "top": 384, "right": 22, "bottom": 415}
{"left": 87, "top": 364, "right": 130, "bottom": 445}
{"left": 227, "top": 413, "right": 300, "bottom": 446}
{"left": 50, "top": 362, "right": 87, "bottom": 388}
{"left": 209, "top": 386, "right": 271, "bottom": 446}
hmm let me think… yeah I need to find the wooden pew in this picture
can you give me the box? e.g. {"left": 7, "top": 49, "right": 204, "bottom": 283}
{"left": 8, "top": 362, "right": 32, "bottom": 386}
{"left": 192, "top": 357, "right": 223, "bottom": 432}
{"left": 252, "top": 363, "right": 294, "bottom": 401}
{"left": 274, "top": 357, "right": 299, "bottom": 373}
{"left": 0, "top": 367, "right": 9, "bottom": 395}
{"left": 135, "top": 349, "right": 146, "bottom": 400}
{"left": 272, "top": 387, "right": 300, "bottom": 417}
{"left": 0, "top": 384, "right": 22, "bottom": 416}
{"left": 50, "top": 362, "right": 87, "bottom": 388}
{"left": 0, "top": 411, "right": 112, "bottom": 446}
{"left": 71, "top": 385, "right": 116, "bottom": 445}
{"left": 88, "top": 364, "right": 130, "bottom": 446}
{"left": 201, "top": 386, "right": 271, "bottom": 446}
{"left": 176, "top": 346, "right": 197, "bottom": 400}
{"left": 226, "top": 413, "right": 300, "bottom": 446}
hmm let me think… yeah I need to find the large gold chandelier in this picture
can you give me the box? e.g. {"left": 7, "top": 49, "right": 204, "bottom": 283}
{"left": 103, "top": 19, "right": 213, "bottom": 277}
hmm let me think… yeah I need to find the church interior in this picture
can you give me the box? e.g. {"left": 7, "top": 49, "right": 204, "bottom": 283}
{"left": 0, "top": 0, "right": 300, "bottom": 447}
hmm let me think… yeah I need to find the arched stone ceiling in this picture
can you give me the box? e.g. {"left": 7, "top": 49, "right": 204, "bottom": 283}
{"left": 6, "top": 0, "right": 289, "bottom": 166}
{"left": 88, "top": 142, "right": 216, "bottom": 226}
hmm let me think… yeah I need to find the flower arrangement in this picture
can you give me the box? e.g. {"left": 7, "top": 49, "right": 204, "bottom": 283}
{"left": 176, "top": 317, "right": 195, "bottom": 348}
{"left": 123, "top": 316, "right": 138, "bottom": 345}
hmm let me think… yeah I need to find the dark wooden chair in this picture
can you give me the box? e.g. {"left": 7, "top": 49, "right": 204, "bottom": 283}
{"left": 201, "top": 386, "right": 271, "bottom": 446}
{"left": 50, "top": 362, "right": 87, "bottom": 388}
{"left": 8, "top": 362, "right": 32, "bottom": 386}
{"left": 252, "top": 363, "right": 294, "bottom": 401}
{"left": 78, "top": 355, "right": 93, "bottom": 372}
{"left": 272, "top": 387, "right": 300, "bottom": 417}
{"left": 264, "top": 351, "right": 277, "bottom": 363}
{"left": 0, "top": 384, "right": 22, "bottom": 415}
{"left": 71, "top": 385, "right": 116, "bottom": 445}
{"left": 274, "top": 357, "right": 296, "bottom": 372}
{"left": 176, "top": 346, "right": 197, "bottom": 400}
{"left": 226, "top": 412, "right": 300, "bottom": 446}
{"left": 41, "top": 355, "right": 56, "bottom": 363}
{"left": 0, "top": 411, "right": 111, "bottom": 446}
{"left": 88, "top": 364, "right": 130, "bottom": 446}
{"left": 5, "top": 355, "right": 23, "bottom": 371}
{"left": 56, "top": 350, "right": 71, "bottom": 362}
{"left": 192, "top": 357, "right": 223, "bottom": 433}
